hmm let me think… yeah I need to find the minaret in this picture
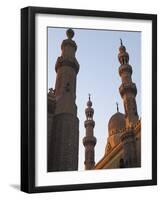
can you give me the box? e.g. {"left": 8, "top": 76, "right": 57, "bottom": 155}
{"left": 83, "top": 94, "right": 96, "bottom": 170}
{"left": 47, "top": 28, "right": 79, "bottom": 172}
{"left": 118, "top": 40, "right": 138, "bottom": 167}
{"left": 118, "top": 39, "right": 138, "bottom": 126}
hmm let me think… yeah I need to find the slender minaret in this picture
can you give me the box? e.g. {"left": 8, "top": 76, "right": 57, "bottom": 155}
{"left": 118, "top": 40, "right": 138, "bottom": 167}
{"left": 118, "top": 39, "right": 138, "bottom": 126}
{"left": 47, "top": 28, "right": 79, "bottom": 172}
{"left": 83, "top": 94, "right": 97, "bottom": 170}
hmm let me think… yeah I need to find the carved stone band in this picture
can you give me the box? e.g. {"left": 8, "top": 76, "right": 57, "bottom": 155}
{"left": 119, "top": 64, "right": 132, "bottom": 76}
{"left": 119, "top": 82, "right": 137, "bottom": 97}
{"left": 55, "top": 56, "right": 80, "bottom": 73}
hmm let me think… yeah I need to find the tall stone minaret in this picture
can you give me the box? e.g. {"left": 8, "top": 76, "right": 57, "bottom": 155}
{"left": 118, "top": 40, "right": 138, "bottom": 167}
{"left": 47, "top": 28, "right": 79, "bottom": 172}
{"left": 83, "top": 95, "right": 97, "bottom": 170}
{"left": 118, "top": 39, "right": 138, "bottom": 126}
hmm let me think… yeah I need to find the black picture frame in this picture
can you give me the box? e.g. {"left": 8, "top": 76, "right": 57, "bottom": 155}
{"left": 21, "top": 6, "right": 157, "bottom": 193}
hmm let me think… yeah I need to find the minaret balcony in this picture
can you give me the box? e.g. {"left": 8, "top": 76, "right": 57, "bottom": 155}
{"left": 84, "top": 120, "right": 95, "bottom": 127}
{"left": 55, "top": 56, "right": 79, "bottom": 73}
{"left": 85, "top": 107, "right": 94, "bottom": 117}
{"left": 83, "top": 136, "right": 97, "bottom": 146}
{"left": 119, "top": 64, "right": 132, "bottom": 76}
{"left": 119, "top": 82, "right": 137, "bottom": 97}
{"left": 61, "top": 39, "right": 77, "bottom": 51}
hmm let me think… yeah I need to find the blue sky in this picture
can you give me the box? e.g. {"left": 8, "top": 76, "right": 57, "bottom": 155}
{"left": 48, "top": 27, "right": 141, "bottom": 170}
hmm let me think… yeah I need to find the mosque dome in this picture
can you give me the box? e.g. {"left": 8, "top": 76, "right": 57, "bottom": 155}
{"left": 108, "top": 112, "right": 125, "bottom": 136}
{"left": 105, "top": 112, "right": 125, "bottom": 151}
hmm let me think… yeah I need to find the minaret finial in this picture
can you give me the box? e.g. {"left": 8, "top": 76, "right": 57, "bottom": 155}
{"left": 116, "top": 102, "right": 119, "bottom": 112}
{"left": 87, "top": 93, "right": 92, "bottom": 108}
{"left": 88, "top": 93, "right": 91, "bottom": 101}
{"left": 118, "top": 39, "right": 129, "bottom": 64}
{"left": 120, "top": 38, "right": 123, "bottom": 46}
{"left": 66, "top": 28, "right": 74, "bottom": 39}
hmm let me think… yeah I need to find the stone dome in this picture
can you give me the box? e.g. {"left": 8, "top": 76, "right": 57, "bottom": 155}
{"left": 108, "top": 112, "right": 125, "bottom": 136}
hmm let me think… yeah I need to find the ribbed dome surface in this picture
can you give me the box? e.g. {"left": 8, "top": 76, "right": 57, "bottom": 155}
{"left": 108, "top": 112, "right": 125, "bottom": 136}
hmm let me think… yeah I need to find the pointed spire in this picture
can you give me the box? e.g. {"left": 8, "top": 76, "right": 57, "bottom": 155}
{"left": 87, "top": 93, "right": 92, "bottom": 108}
{"left": 116, "top": 102, "right": 119, "bottom": 112}
{"left": 120, "top": 38, "right": 123, "bottom": 46}
{"left": 88, "top": 93, "right": 91, "bottom": 101}
{"left": 86, "top": 94, "right": 94, "bottom": 119}
{"left": 118, "top": 39, "right": 129, "bottom": 64}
